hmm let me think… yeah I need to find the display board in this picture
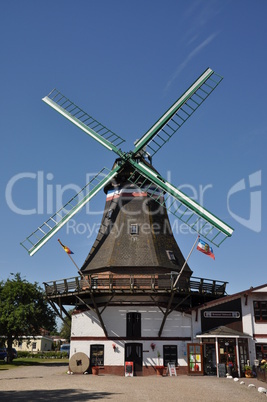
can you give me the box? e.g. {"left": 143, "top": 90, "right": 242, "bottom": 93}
{"left": 167, "top": 363, "right": 177, "bottom": 376}
{"left": 125, "top": 361, "right": 134, "bottom": 377}
{"left": 218, "top": 363, "right": 226, "bottom": 377}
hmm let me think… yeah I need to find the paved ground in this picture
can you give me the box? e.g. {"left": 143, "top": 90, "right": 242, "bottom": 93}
{"left": 0, "top": 363, "right": 267, "bottom": 401}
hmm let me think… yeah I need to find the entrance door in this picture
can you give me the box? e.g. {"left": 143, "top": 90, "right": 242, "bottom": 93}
{"left": 203, "top": 343, "right": 216, "bottom": 375}
{"left": 125, "top": 343, "right": 143, "bottom": 376}
{"left": 238, "top": 339, "right": 249, "bottom": 376}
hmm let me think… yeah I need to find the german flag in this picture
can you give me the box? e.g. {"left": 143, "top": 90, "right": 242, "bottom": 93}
{"left": 58, "top": 239, "right": 74, "bottom": 254}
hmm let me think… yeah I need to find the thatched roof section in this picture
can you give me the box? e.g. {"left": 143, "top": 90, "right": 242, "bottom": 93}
{"left": 81, "top": 161, "right": 192, "bottom": 278}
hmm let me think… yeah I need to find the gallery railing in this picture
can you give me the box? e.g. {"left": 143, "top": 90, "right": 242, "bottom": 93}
{"left": 44, "top": 274, "right": 227, "bottom": 297}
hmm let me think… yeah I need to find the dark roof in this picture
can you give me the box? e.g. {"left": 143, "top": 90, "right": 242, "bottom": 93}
{"left": 196, "top": 325, "right": 252, "bottom": 338}
{"left": 192, "top": 283, "right": 267, "bottom": 311}
{"left": 81, "top": 161, "right": 192, "bottom": 277}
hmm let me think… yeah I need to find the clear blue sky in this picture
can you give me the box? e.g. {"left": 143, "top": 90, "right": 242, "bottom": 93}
{"left": 1, "top": 0, "right": 266, "bottom": 295}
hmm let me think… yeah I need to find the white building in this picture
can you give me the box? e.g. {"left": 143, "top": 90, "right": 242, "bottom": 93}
{"left": 70, "top": 304, "right": 191, "bottom": 375}
{"left": 13, "top": 335, "right": 53, "bottom": 353}
{"left": 191, "top": 283, "right": 267, "bottom": 377}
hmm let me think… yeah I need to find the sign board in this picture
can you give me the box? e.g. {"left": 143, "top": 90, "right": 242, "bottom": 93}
{"left": 167, "top": 362, "right": 177, "bottom": 376}
{"left": 125, "top": 361, "right": 133, "bottom": 377}
{"left": 204, "top": 311, "right": 240, "bottom": 319}
{"left": 218, "top": 363, "right": 226, "bottom": 377}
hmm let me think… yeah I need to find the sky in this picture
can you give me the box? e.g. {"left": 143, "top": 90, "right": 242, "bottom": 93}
{"left": 1, "top": 0, "right": 266, "bottom": 298}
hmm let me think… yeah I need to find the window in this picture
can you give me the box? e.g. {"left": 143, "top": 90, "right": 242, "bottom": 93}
{"left": 126, "top": 312, "right": 141, "bottom": 337}
{"left": 166, "top": 250, "right": 176, "bottom": 261}
{"left": 91, "top": 276, "right": 98, "bottom": 289}
{"left": 32, "top": 342, "right": 37, "bottom": 350}
{"left": 254, "top": 301, "right": 267, "bottom": 322}
{"left": 108, "top": 209, "right": 113, "bottom": 219}
{"left": 130, "top": 224, "right": 139, "bottom": 235}
{"left": 90, "top": 344, "right": 104, "bottom": 366}
{"left": 256, "top": 344, "right": 267, "bottom": 360}
{"left": 163, "top": 345, "right": 177, "bottom": 367}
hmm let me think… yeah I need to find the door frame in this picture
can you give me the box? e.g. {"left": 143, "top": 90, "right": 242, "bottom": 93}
{"left": 125, "top": 342, "right": 143, "bottom": 376}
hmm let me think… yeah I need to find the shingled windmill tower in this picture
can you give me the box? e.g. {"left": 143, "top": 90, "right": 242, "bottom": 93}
{"left": 81, "top": 158, "right": 193, "bottom": 280}
{"left": 22, "top": 68, "right": 233, "bottom": 375}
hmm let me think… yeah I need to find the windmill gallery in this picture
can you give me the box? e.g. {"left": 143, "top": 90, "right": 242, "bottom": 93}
{"left": 20, "top": 68, "right": 261, "bottom": 377}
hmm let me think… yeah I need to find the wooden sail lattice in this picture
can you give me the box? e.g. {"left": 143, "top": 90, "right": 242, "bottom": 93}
{"left": 128, "top": 168, "right": 231, "bottom": 247}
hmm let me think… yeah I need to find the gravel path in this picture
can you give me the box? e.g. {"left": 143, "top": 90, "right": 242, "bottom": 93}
{"left": 0, "top": 364, "right": 267, "bottom": 401}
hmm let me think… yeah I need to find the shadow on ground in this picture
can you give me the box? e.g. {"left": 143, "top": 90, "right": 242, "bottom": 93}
{"left": 0, "top": 389, "right": 119, "bottom": 401}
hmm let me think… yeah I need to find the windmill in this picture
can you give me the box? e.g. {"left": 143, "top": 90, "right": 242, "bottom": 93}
{"left": 21, "top": 68, "right": 233, "bottom": 258}
{"left": 21, "top": 68, "right": 235, "bottom": 375}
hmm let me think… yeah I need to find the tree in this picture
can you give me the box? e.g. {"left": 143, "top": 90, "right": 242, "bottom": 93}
{"left": 0, "top": 273, "right": 56, "bottom": 362}
{"left": 59, "top": 309, "right": 73, "bottom": 342}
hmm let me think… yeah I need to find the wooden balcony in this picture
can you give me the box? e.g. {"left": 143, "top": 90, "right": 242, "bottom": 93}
{"left": 43, "top": 273, "right": 227, "bottom": 299}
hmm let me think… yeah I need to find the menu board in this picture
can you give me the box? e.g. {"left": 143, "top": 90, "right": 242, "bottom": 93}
{"left": 218, "top": 363, "right": 226, "bottom": 377}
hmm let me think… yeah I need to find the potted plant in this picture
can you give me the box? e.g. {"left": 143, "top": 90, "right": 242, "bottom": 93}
{"left": 150, "top": 342, "right": 156, "bottom": 351}
{"left": 155, "top": 351, "right": 164, "bottom": 376}
{"left": 244, "top": 365, "right": 253, "bottom": 378}
{"left": 92, "top": 351, "right": 101, "bottom": 375}
{"left": 92, "top": 366, "right": 99, "bottom": 375}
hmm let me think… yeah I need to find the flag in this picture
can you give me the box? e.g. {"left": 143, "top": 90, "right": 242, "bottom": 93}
{"left": 58, "top": 239, "right": 74, "bottom": 254}
{"left": 197, "top": 238, "right": 215, "bottom": 260}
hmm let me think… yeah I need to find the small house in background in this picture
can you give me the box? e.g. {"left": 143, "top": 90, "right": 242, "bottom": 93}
{"left": 13, "top": 335, "right": 53, "bottom": 353}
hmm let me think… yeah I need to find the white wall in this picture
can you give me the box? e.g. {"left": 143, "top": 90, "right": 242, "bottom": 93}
{"left": 70, "top": 306, "right": 191, "bottom": 367}
{"left": 71, "top": 306, "right": 191, "bottom": 338}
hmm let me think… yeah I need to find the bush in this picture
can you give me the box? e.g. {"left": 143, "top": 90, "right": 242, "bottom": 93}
{"left": 17, "top": 351, "right": 68, "bottom": 359}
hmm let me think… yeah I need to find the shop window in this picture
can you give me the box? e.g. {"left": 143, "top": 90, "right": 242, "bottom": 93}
{"left": 218, "top": 338, "right": 237, "bottom": 375}
{"left": 163, "top": 345, "right": 177, "bottom": 367}
{"left": 256, "top": 344, "right": 267, "bottom": 360}
{"left": 127, "top": 312, "right": 141, "bottom": 337}
{"left": 187, "top": 343, "right": 203, "bottom": 375}
{"left": 254, "top": 301, "right": 267, "bottom": 322}
{"left": 90, "top": 344, "right": 104, "bottom": 366}
{"left": 130, "top": 224, "right": 139, "bottom": 235}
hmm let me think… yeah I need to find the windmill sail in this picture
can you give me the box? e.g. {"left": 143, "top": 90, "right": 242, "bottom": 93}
{"left": 20, "top": 166, "right": 120, "bottom": 256}
{"left": 133, "top": 68, "right": 223, "bottom": 157}
{"left": 21, "top": 67, "right": 233, "bottom": 256}
{"left": 43, "top": 89, "right": 125, "bottom": 156}
{"left": 129, "top": 161, "right": 233, "bottom": 247}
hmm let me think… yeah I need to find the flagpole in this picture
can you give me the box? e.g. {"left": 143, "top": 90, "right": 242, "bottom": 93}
{"left": 67, "top": 254, "right": 84, "bottom": 278}
{"left": 58, "top": 239, "right": 85, "bottom": 279}
{"left": 64, "top": 248, "right": 93, "bottom": 290}
{"left": 173, "top": 235, "right": 200, "bottom": 289}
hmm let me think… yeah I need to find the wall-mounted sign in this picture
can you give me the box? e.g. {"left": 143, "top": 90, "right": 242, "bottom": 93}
{"left": 203, "top": 311, "right": 240, "bottom": 319}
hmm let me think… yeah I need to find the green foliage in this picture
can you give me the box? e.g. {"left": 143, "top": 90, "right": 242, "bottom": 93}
{"left": 0, "top": 273, "right": 56, "bottom": 362}
{"left": 260, "top": 362, "right": 267, "bottom": 371}
{"left": 59, "top": 310, "right": 73, "bottom": 342}
{"left": 17, "top": 350, "right": 68, "bottom": 359}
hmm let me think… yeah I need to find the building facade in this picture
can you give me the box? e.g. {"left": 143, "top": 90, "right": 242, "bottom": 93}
{"left": 13, "top": 336, "right": 53, "bottom": 353}
{"left": 67, "top": 283, "right": 267, "bottom": 377}
{"left": 70, "top": 305, "right": 191, "bottom": 375}
{"left": 191, "top": 283, "right": 267, "bottom": 377}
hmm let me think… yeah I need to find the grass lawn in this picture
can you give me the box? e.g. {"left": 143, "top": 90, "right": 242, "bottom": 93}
{"left": 0, "top": 357, "right": 69, "bottom": 370}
